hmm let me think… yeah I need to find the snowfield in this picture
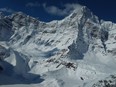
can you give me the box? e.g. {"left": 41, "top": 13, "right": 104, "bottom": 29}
{"left": 0, "top": 5, "right": 116, "bottom": 87}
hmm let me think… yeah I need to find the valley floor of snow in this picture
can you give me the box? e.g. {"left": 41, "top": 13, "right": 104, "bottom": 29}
{"left": 1, "top": 45, "right": 116, "bottom": 87}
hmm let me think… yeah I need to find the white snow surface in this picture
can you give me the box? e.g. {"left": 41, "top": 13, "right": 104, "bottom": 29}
{"left": 0, "top": 5, "right": 116, "bottom": 87}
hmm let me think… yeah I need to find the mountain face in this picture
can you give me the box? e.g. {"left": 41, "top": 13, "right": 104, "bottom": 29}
{"left": 0, "top": 6, "right": 116, "bottom": 87}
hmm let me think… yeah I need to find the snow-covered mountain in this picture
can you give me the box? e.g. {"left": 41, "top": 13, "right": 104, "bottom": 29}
{"left": 0, "top": 5, "right": 116, "bottom": 87}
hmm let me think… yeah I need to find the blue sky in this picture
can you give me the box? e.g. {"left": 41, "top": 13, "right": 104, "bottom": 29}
{"left": 0, "top": 0, "right": 116, "bottom": 22}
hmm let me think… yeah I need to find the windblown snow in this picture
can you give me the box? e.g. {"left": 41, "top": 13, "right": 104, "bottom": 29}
{"left": 0, "top": 5, "right": 116, "bottom": 87}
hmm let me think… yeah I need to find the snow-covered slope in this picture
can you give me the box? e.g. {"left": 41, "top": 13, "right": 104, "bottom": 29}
{"left": 0, "top": 5, "right": 116, "bottom": 87}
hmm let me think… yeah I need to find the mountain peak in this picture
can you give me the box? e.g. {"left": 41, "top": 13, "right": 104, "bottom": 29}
{"left": 11, "top": 11, "right": 27, "bottom": 19}
{"left": 68, "top": 5, "right": 92, "bottom": 19}
{"left": 0, "top": 5, "right": 116, "bottom": 87}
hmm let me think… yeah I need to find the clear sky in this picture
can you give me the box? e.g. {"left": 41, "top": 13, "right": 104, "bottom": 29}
{"left": 0, "top": 0, "right": 116, "bottom": 22}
